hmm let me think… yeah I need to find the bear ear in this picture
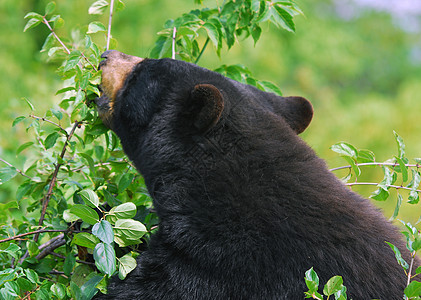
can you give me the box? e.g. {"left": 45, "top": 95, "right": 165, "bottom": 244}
{"left": 190, "top": 84, "right": 224, "bottom": 132}
{"left": 281, "top": 96, "right": 313, "bottom": 134}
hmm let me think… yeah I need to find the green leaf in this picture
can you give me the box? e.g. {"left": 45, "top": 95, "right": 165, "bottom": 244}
{"left": 203, "top": 22, "right": 221, "bottom": 52}
{"left": 0, "top": 166, "right": 17, "bottom": 185}
{"left": 395, "top": 156, "right": 408, "bottom": 182}
{"left": 16, "top": 277, "right": 34, "bottom": 293}
{"left": 89, "top": 0, "right": 109, "bottom": 15}
{"left": 93, "top": 220, "right": 114, "bottom": 244}
{"left": 304, "top": 267, "right": 319, "bottom": 291}
{"left": 118, "top": 254, "right": 137, "bottom": 280}
{"left": 26, "top": 240, "right": 39, "bottom": 257}
{"left": 24, "top": 12, "right": 43, "bottom": 20}
{"left": 404, "top": 280, "right": 421, "bottom": 297}
{"left": 80, "top": 275, "right": 103, "bottom": 299}
{"left": 323, "top": 276, "right": 343, "bottom": 296}
{"left": 330, "top": 142, "right": 358, "bottom": 159}
{"left": 272, "top": 4, "right": 295, "bottom": 32}
{"left": 50, "top": 283, "right": 66, "bottom": 299}
{"left": 63, "top": 253, "right": 76, "bottom": 276}
{"left": 44, "top": 2, "right": 56, "bottom": 15}
{"left": 44, "top": 132, "right": 60, "bottom": 149}
{"left": 370, "top": 187, "right": 389, "bottom": 201}
{"left": 150, "top": 36, "right": 173, "bottom": 59}
{"left": 385, "top": 241, "right": 409, "bottom": 270}
{"left": 69, "top": 204, "right": 99, "bottom": 225}
{"left": 114, "top": 219, "right": 147, "bottom": 240}
{"left": 93, "top": 242, "right": 116, "bottom": 275}
{"left": 4, "top": 281, "right": 19, "bottom": 297}
{"left": 118, "top": 173, "right": 134, "bottom": 193}
{"left": 416, "top": 266, "right": 421, "bottom": 275}
{"left": 41, "top": 33, "right": 55, "bottom": 53}
{"left": 343, "top": 156, "right": 361, "bottom": 177}
{"left": 79, "top": 189, "right": 100, "bottom": 208}
{"left": 25, "top": 269, "right": 39, "bottom": 284}
{"left": 71, "top": 232, "right": 100, "bottom": 249}
{"left": 251, "top": 25, "right": 262, "bottom": 45}
{"left": 357, "top": 149, "right": 375, "bottom": 163}
{"left": 111, "top": 202, "right": 137, "bottom": 219}
{"left": 257, "top": 80, "right": 283, "bottom": 96}
{"left": 87, "top": 21, "right": 107, "bottom": 34}
{"left": 12, "top": 116, "right": 26, "bottom": 127}
{"left": 23, "top": 18, "right": 42, "bottom": 32}
{"left": 394, "top": 131, "right": 405, "bottom": 159}
{"left": 63, "top": 209, "right": 80, "bottom": 222}
{"left": 389, "top": 193, "right": 403, "bottom": 221}
{"left": 17, "top": 142, "right": 34, "bottom": 155}
{"left": 0, "top": 244, "right": 20, "bottom": 259}
{"left": 22, "top": 97, "right": 35, "bottom": 111}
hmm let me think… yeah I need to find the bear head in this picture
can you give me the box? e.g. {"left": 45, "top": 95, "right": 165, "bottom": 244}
{"left": 97, "top": 50, "right": 313, "bottom": 186}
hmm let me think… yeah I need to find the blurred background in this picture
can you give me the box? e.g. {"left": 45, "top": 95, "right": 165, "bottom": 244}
{"left": 1, "top": 0, "right": 421, "bottom": 221}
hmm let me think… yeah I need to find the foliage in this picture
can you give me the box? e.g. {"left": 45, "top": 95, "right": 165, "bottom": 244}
{"left": 0, "top": 0, "right": 420, "bottom": 298}
{"left": 0, "top": 0, "right": 303, "bottom": 298}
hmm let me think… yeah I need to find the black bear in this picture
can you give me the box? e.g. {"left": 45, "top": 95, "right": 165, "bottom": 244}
{"left": 95, "top": 50, "right": 416, "bottom": 299}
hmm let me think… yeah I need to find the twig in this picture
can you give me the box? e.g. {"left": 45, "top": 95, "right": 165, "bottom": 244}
{"left": 38, "top": 233, "right": 65, "bottom": 250}
{"left": 407, "top": 253, "right": 415, "bottom": 286}
{"left": 172, "top": 27, "right": 177, "bottom": 59}
{"left": 35, "top": 121, "right": 81, "bottom": 242}
{"left": 42, "top": 16, "right": 70, "bottom": 54}
{"left": 106, "top": 0, "right": 115, "bottom": 50}
{"left": 195, "top": 36, "right": 210, "bottom": 64}
{"left": 35, "top": 236, "right": 66, "bottom": 260}
{"left": 42, "top": 16, "right": 97, "bottom": 71}
{"left": 29, "top": 114, "right": 68, "bottom": 137}
{"left": 48, "top": 251, "right": 96, "bottom": 266}
{"left": 0, "top": 228, "right": 67, "bottom": 244}
{"left": 344, "top": 182, "right": 421, "bottom": 193}
{"left": 330, "top": 162, "right": 420, "bottom": 172}
{"left": 0, "top": 158, "right": 32, "bottom": 179}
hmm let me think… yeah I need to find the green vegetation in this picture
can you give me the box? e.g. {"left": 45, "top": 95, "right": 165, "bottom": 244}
{"left": 0, "top": 0, "right": 420, "bottom": 298}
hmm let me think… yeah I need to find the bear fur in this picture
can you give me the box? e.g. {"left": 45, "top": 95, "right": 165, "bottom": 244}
{"left": 95, "top": 50, "right": 416, "bottom": 299}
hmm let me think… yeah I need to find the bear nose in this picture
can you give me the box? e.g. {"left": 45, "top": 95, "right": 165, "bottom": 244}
{"left": 99, "top": 50, "right": 115, "bottom": 69}
{"left": 101, "top": 50, "right": 115, "bottom": 59}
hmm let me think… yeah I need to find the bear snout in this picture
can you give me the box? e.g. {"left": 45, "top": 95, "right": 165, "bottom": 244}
{"left": 98, "top": 50, "right": 143, "bottom": 102}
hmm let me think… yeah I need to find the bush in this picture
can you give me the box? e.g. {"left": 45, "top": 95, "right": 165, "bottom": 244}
{"left": 0, "top": 0, "right": 420, "bottom": 299}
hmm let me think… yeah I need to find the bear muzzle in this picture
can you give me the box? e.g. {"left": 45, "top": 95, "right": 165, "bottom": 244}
{"left": 96, "top": 50, "right": 144, "bottom": 128}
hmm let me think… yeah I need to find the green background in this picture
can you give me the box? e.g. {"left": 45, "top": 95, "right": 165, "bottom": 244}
{"left": 1, "top": 0, "right": 421, "bottom": 222}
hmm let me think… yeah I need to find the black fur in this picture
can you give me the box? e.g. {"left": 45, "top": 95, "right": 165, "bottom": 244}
{"left": 97, "top": 58, "right": 415, "bottom": 299}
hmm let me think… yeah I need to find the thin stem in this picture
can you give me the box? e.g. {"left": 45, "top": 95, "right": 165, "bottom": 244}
{"left": 407, "top": 253, "right": 415, "bottom": 286}
{"left": 42, "top": 16, "right": 97, "bottom": 71}
{"left": 42, "top": 16, "right": 70, "bottom": 54}
{"left": 0, "top": 228, "right": 67, "bottom": 244}
{"left": 48, "top": 251, "right": 96, "bottom": 266}
{"left": 29, "top": 114, "right": 68, "bottom": 137}
{"left": 172, "top": 27, "right": 177, "bottom": 59}
{"left": 194, "top": 37, "right": 210, "bottom": 64}
{"left": 106, "top": 0, "right": 115, "bottom": 50}
{"left": 0, "top": 158, "right": 32, "bottom": 179}
{"left": 344, "top": 182, "right": 421, "bottom": 193}
{"left": 330, "top": 162, "right": 420, "bottom": 172}
{"left": 35, "top": 121, "right": 81, "bottom": 242}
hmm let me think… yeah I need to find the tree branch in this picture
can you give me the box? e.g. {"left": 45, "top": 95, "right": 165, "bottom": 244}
{"left": 106, "top": 0, "right": 115, "bottom": 50}
{"left": 29, "top": 114, "right": 68, "bottom": 137}
{"left": 48, "top": 251, "right": 96, "bottom": 266}
{"left": 42, "top": 16, "right": 97, "bottom": 71}
{"left": 330, "top": 162, "right": 420, "bottom": 172}
{"left": 0, "top": 228, "right": 68, "bottom": 244}
{"left": 172, "top": 27, "right": 177, "bottom": 59}
{"left": 0, "top": 158, "right": 32, "bottom": 179}
{"left": 344, "top": 182, "right": 421, "bottom": 193}
{"left": 35, "top": 121, "right": 81, "bottom": 242}
{"left": 35, "top": 236, "right": 67, "bottom": 260}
